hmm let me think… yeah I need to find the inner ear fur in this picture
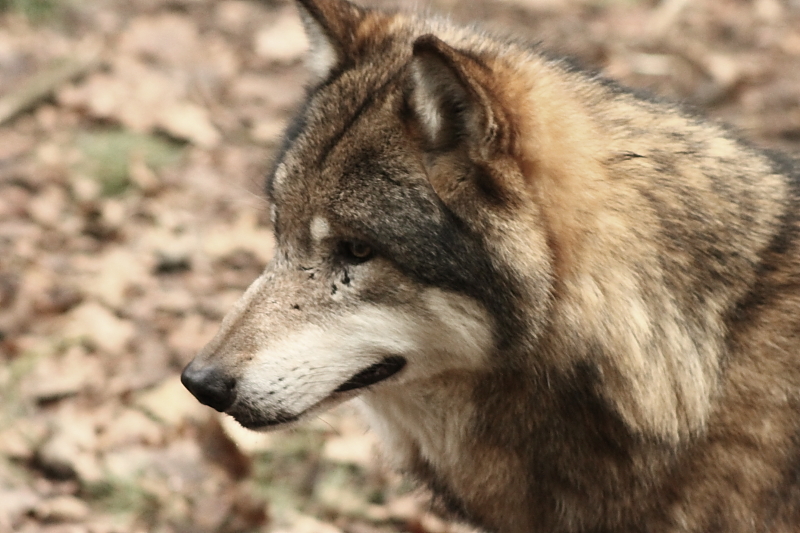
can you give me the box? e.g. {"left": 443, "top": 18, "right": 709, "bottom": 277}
{"left": 408, "top": 34, "right": 502, "bottom": 154}
{"left": 407, "top": 34, "right": 524, "bottom": 211}
{"left": 295, "top": 0, "right": 367, "bottom": 81}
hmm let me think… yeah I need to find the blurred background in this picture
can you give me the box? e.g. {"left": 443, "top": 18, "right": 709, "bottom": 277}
{"left": 1, "top": 0, "right": 799, "bottom": 532}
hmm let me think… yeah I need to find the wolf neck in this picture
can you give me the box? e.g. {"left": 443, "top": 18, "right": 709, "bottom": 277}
{"left": 356, "top": 373, "right": 535, "bottom": 530}
{"left": 357, "top": 373, "right": 478, "bottom": 477}
{"left": 354, "top": 363, "right": 645, "bottom": 533}
{"left": 356, "top": 365, "right": 666, "bottom": 533}
{"left": 501, "top": 56, "right": 787, "bottom": 444}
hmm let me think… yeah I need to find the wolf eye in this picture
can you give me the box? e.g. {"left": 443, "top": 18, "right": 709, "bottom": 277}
{"left": 340, "top": 240, "right": 374, "bottom": 263}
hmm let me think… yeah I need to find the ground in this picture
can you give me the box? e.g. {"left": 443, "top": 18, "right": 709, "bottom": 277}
{"left": 0, "top": 0, "right": 799, "bottom": 532}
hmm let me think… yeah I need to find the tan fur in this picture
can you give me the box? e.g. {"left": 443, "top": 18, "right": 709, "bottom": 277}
{"left": 182, "top": 1, "right": 800, "bottom": 531}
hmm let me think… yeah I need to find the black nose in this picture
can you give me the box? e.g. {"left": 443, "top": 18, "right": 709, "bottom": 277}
{"left": 181, "top": 361, "right": 237, "bottom": 412}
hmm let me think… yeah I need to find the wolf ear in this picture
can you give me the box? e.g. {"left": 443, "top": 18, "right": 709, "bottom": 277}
{"left": 295, "top": 0, "right": 366, "bottom": 81}
{"left": 408, "top": 35, "right": 500, "bottom": 153}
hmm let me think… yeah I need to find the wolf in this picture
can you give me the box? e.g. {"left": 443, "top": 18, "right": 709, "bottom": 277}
{"left": 181, "top": 0, "right": 800, "bottom": 531}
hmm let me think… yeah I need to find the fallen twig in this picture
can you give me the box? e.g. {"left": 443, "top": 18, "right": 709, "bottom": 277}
{"left": 0, "top": 51, "right": 102, "bottom": 126}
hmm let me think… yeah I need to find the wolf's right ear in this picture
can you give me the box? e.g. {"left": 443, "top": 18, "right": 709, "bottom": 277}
{"left": 295, "top": 0, "right": 366, "bottom": 81}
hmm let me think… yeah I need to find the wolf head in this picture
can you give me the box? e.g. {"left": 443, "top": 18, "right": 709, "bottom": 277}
{"left": 180, "top": 0, "right": 545, "bottom": 429}
{"left": 183, "top": 0, "right": 733, "bottom": 445}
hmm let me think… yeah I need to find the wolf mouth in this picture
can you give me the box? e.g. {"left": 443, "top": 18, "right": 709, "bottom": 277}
{"left": 237, "top": 411, "right": 300, "bottom": 430}
{"left": 334, "top": 356, "right": 407, "bottom": 393}
{"left": 232, "top": 356, "right": 407, "bottom": 430}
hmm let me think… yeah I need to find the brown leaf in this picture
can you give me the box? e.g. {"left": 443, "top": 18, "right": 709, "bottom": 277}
{"left": 191, "top": 489, "right": 234, "bottom": 531}
{"left": 87, "top": 247, "right": 153, "bottom": 310}
{"left": 32, "top": 496, "right": 90, "bottom": 523}
{"left": 197, "top": 415, "right": 251, "bottom": 481}
{"left": 36, "top": 409, "right": 103, "bottom": 483}
{"left": 166, "top": 313, "right": 217, "bottom": 364}
{"left": 119, "top": 14, "right": 201, "bottom": 67}
{"left": 0, "top": 419, "right": 48, "bottom": 461}
{"left": 32, "top": 284, "right": 83, "bottom": 315}
{"left": 225, "top": 483, "right": 269, "bottom": 533}
{"left": 63, "top": 301, "right": 135, "bottom": 355}
{"left": 28, "top": 185, "right": 68, "bottom": 228}
{"left": 19, "top": 345, "right": 103, "bottom": 402}
{"left": 203, "top": 210, "right": 274, "bottom": 264}
{"left": 134, "top": 376, "right": 209, "bottom": 427}
{"left": 96, "top": 408, "right": 164, "bottom": 451}
{"left": 156, "top": 102, "right": 221, "bottom": 148}
{"left": 0, "top": 488, "right": 40, "bottom": 531}
{"left": 254, "top": 9, "right": 307, "bottom": 63}
{"left": 322, "top": 433, "right": 378, "bottom": 468}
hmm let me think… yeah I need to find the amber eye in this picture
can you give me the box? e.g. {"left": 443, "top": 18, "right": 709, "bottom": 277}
{"left": 341, "top": 240, "right": 373, "bottom": 262}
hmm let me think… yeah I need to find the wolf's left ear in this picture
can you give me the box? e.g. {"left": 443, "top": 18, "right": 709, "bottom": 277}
{"left": 295, "top": 0, "right": 366, "bottom": 81}
{"left": 408, "top": 35, "right": 502, "bottom": 154}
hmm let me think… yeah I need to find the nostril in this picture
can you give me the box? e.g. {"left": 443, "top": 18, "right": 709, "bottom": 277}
{"left": 180, "top": 361, "right": 237, "bottom": 413}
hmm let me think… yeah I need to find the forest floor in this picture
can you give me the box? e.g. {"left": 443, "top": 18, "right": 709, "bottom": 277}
{"left": 1, "top": 0, "right": 799, "bottom": 532}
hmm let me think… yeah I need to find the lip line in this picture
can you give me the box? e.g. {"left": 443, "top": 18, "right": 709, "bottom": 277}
{"left": 233, "top": 387, "right": 361, "bottom": 431}
{"left": 232, "top": 357, "right": 407, "bottom": 431}
{"left": 333, "top": 356, "right": 407, "bottom": 393}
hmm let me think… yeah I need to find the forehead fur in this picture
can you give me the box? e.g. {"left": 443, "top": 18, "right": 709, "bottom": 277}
{"left": 265, "top": 11, "right": 526, "bottom": 202}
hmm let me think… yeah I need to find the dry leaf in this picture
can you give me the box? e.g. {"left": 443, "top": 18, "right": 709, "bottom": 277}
{"left": 197, "top": 415, "right": 252, "bottom": 480}
{"left": 0, "top": 488, "right": 40, "bottom": 531}
{"left": 157, "top": 102, "right": 221, "bottom": 148}
{"left": 20, "top": 345, "right": 103, "bottom": 402}
{"left": 28, "top": 185, "right": 68, "bottom": 228}
{"left": 166, "top": 313, "right": 217, "bottom": 363}
{"left": 134, "top": 376, "right": 209, "bottom": 426}
{"left": 322, "top": 434, "right": 378, "bottom": 468}
{"left": 254, "top": 9, "right": 307, "bottom": 63}
{"left": 37, "top": 409, "right": 102, "bottom": 483}
{"left": 119, "top": 14, "right": 200, "bottom": 67}
{"left": 97, "top": 408, "right": 164, "bottom": 451}
{"left": 32, "top": 496, "right": 90, "bottom": 523}
{"left": 203, "top": 210, "right": 274, "bottom": 263}
{"left": 277, "top": 514, "right": 343, "bottom": 533}
{"left": 0, "top": 419, "right": 48, "bottom": 461}
{"left": 83, "top": 248, "right": 151, "bottom": 310}
{"left": 64, "top": 301, "right": 135, "bottom": 355}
